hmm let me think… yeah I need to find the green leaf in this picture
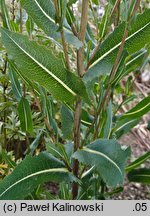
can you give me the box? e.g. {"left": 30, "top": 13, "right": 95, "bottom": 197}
{"left": 126, "top": 49, "right": 148, "bottom": 74}
{"left": 9, "top": 61, "right": 41, "bottom": 96}
{"left": 20, "top": 0, "right": 82, "bottom": 48}
{"left": 113, "top": 118, "right": 139, "bottom": 138}
{"left": 92, "top": 0, "right": 99, "bottom": 5}
{"left": 109, "top": 0, "right": 116, "bottom": 5}
{"left": 26, "top": 16, "right": 34, "bottom": 36}
{"left": 111, "top": 50, "right": 128, "bottom": 86}
{"left": 8, "top": 65, "right": 23, "bottom": 101}
{"left": 1, "top": 28, "right": 89, "bottom": 103}
{"left": 126, "top": 151, "right": 150, "bottom": 172}
{"left": 128, "top": 168, "right": 150, "bottom": 184}
{"left": 66, "top": 6, "right": 75, "bottom": 26}
{"left": 46, "top": 143, "right": 70, "bottom": 166}
{"left": 113, "top": 49, "right": 148, "bottom": 85}
{"left": 0, "top": 152, "right": 71, "bottom": 199}
{"left": 61, "top": 105, "right": 73, "bottom": 139}
{"left": 73, "top": 139, "right": 131, "bottom": 187}
{"left": 103, "top": 101, "right": 112, "bottom": 139}
{"left": 59, "top": 0, "right": 67, "bottom": 29}
{"left": 99, "top": 4, "right": 111, "bottom": 39}
{"left": 18, "top": 97, "right": 33, "bottom": 134}
{"left": 120, "top": 95, "right": 150, "bottom": 120}
{"left": 0, "top": 0, "right": 11, "bottom": 30}
{"left": 46, "top": 143, "right": 64, "bottom": 159}
{"left": 0, "top": 102, "right": 15, "bottom": 112}
{"left": 85, "top": 9, "right": 150, "bottom": 81}
{"left": 40, "top": 89, "right": 58, "bottom": 135}
{"left": 29, "top": 130, "right": 43, "bottom": 155}
{"left": 1, "top": 150, "right": 16, "bottom": 168}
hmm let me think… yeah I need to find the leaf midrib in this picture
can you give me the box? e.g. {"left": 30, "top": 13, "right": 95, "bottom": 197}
{"left": 122, "top": 102, "right": 150, "bottom": 117}
{"left": 115, "top": 119, "right": 137, "bottom": 132}
{"left": 33, "top": 0, "right": 71, "bottom": 34}
{"left": 83, "top": 147, "right": 123, "bottom": 177}
{"left": 2, "top": 29, "right": 77, "bottom": 97}
{"left": 22, "top": 99, "right": 28, "bottom": 131}
{"left": 10, "top": 72, "right": 22, "bottom": 99}
{"left": 89, "top": 21, "right": 150, "bottom": 69}
{"left": 0, "top": 168, "right": 68, "bottom": 198}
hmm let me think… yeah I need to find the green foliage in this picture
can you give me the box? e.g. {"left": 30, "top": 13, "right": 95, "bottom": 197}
{"left": 18, "top": 97, "right": 33, "bottom": 134}
{"left": 126, "top": 151, "right": 150, "bottom": 172}
{"left": 1, "top": 28, "right": 88, "bottom": 103}
{"left": 120, "top": 95, "right": 150, "bottom": 120}
{"left": 0, "top": 152, "right": 72, "bottom": 200}
{"left": 20, "top": 0, "right": 82, "bottom": 48}
{"left": 73, "top": 139, "right": 131, "bottom": 187}
{"left": 128, "top": 168, "right": 150, "bottom": 184}
{"left": 8, "top": 65, "right": 23, "bottom": 101}
{"left": 61, "top": 105, "right": 73, "bottom": 139}
{"left": 85, "top": 9, "right": 150, "bottom": 81}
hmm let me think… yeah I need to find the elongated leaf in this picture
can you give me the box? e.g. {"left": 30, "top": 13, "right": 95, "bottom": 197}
{"left": 114, "top": 118, "right": 139, "bottom": 138}
{"left": 128, "top": 168, "right": 150, "bottom": 184}
{"left": 61, "top": 105, "right": 73, "bottom": 139}
{"left": 126, "top": 151, "right": 150, "bottom": 172}
{"left": 41, "top": 91, "right": 58, "bottom": 135}
{"left": 111, "top": 50, "right": 128, "bottom": 86}
{"left": 26, "top": 16, "right": 34, "bottom": 36}
{"left": 46, "top": 143, "right": 70, "bottom": 166}
{"left": 21, "top": 0, "right": 56, "bottom": 37}
{"left": 0, "top": 0, "right": 11, "bottom": 30}
{"left": 103, "top": 101, "right": 112, "bottom": 138}
{"left": 113, "top": 49, "right": 148, "bottom": 85}
{"left": 73, "top": 139, "right": 130, "bottom": 187}
{"left": 1, "top": 150, "right": 16, "bottom": 169}
{"left": 29, "top": 130, "right": 43, "bottom": 155}
{"left": 126, "top": 48, "right": 148, "bottom": 74}
{"left": 113, "top": 91, "right": 150, "bottom": 139}
{"left": 1, "top": 28, "right": 89, "bottom": 103}
{"left": 59, "top": 0, "right": 67, "bottom": 28}
{"left": 18, "top": 97, "right": 33, "bottom": 134}
{"left": 99, "top": 4, "right": 111, "bottom": 39}
{"left": 120, "top": 95, "right": 150, "bottom": 120}
{"left": 81, "top": 108, "right": 93, "bottom": 126}
{"left": 8, "top": 65, "right": 23, "bottom": 101}
{"left": 0, "top": 102, "right": 15, "bottom": 112}
{"left": 20, "top": 0, "right": 82, "bottom": 48}
{"left": 46, "top": 143, "right": 64, "bottom": 159}
{"left": 85, "top": 9, "right": 150, "bottom": 81}
{"left": 9, "top": 61, "right": 41, "bottom": 96}
{"left": 0, "top": 152, "right": 71, "bottom": 199}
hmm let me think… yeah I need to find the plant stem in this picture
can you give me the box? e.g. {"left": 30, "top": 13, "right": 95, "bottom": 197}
{"left": 60, "top": 30, "right": 71, "bottom": 70}
{"left": 53, "top": 0, "right": 70, "bottom": 70}
{"left": 93, "top": 28, "right": 128, "bottom": 138}
{"left": 2, "top": 57, "right": 8, "bottom": 149}
{"left": 83, "top": 26, "right": 128, "bottom": 143}
{"left": 77, "top": 0, "right": 89, "bottom": 77}
{"left": 110, "top": 0, "right": 121, "bottom": 20}
{"left": 11, "top": 0, "right": 15, "bottom": 21}
{"left": 72, "top": 0, "right": 89, "bottom": 199}
{"left": 130, "top": 0, "right": 141, "bottom": 18}
{"left": 83, "top": 0, "right": 141, "bottom": 142}
{"left": 85, "top": 41, "right": 100, "bottom": 70}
